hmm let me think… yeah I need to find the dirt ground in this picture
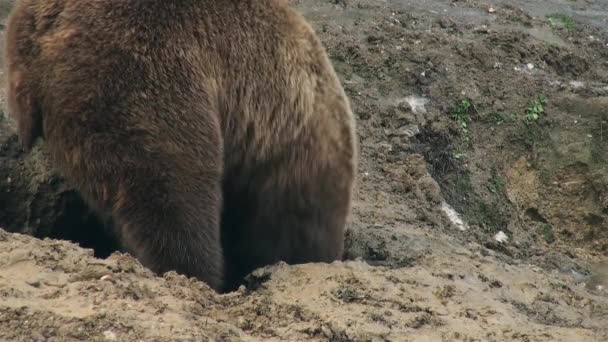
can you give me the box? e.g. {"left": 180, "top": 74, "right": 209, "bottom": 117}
{"left": 1, "top": 0, "right": 608, "bottom": 341}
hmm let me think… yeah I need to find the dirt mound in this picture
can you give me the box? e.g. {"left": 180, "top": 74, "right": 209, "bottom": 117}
{"left": 1, "top": 228, "right": 606, "bottom": 341}
{"left": 1, "top": 0, "right": 608, "bottom": 341}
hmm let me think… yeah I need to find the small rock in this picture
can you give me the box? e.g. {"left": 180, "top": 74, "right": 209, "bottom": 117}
{"left": 392, "top": 125, "right": 420, "bottom": 138}
{"left": 26, "top": 280, "right": 41, "bottom": 288}
{"left": 103, "top": 330, "right": 117, "bottom": 341}
{"left": 30, "top": 332, "right": 45, "bottom": 342}
{"left": 237, "top": 316, "right": 251, "bottom": 329}
{"left": 378, "top": 143, "right": 393, "bottom": 152}
{"left": 569, "top": 81, "right": 585, "bottom": 89}
{"left": 320, "top": 325, "right": 334, "bottom": 339}
{"left": 493, "top": 102, "right": 505, "bottom": 111}
{"left": 403, "top": 95, "right": 429, "bottom": 114}
{"left": 494, "top": 231, "right": 509, "bottom": 243}
{"left": 441, "top": 201, "right": 468, "bottom": 231}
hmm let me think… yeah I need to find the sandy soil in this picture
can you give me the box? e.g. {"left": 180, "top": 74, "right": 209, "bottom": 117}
{"left": 1, "top": 0, "right": 608, "bottom": 341}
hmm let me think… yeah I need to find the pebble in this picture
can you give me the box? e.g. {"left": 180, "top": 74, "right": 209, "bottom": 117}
{"left": 103, "top": 330, "right": 117, "bottom": 341}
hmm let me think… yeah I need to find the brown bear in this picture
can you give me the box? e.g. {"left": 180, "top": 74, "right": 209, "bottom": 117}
{"left": 4, "top": 0, "right": 357, "bottom": 293}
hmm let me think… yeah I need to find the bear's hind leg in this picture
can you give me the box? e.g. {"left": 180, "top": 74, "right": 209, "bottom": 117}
{"left": 62, "top": 132, "right": 226, "bottom": 292}
{"left": 221, "top": 150, "right": 353, "bottom": 292}
{"left": 110, "top": 162, "right": 225, "bottom": 291}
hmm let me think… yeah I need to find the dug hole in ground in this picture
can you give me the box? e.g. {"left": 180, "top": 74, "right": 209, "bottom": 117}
{"left": 0, "top": 0, "right": 607, "bottom": 341}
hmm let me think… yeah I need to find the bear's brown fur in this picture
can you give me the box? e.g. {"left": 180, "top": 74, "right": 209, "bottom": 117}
{"left": 4, "top": 0, "right": 357, "bottom": 292}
